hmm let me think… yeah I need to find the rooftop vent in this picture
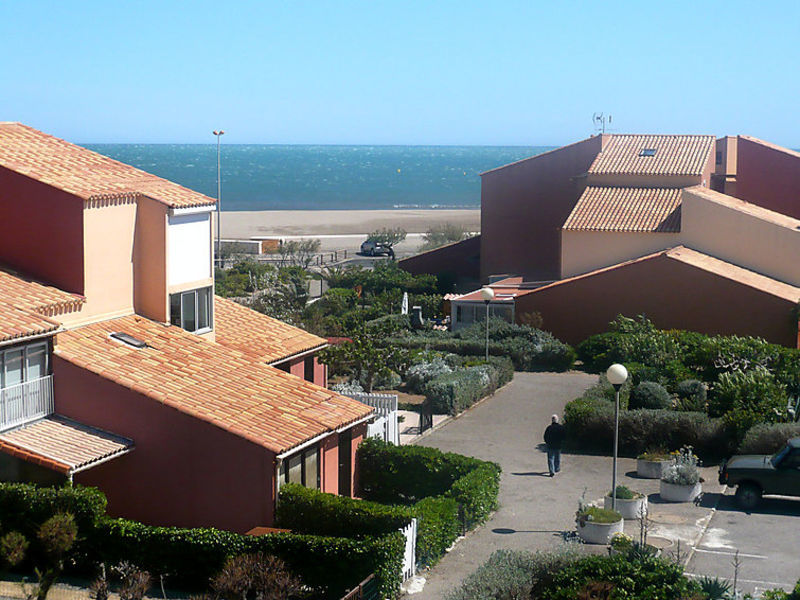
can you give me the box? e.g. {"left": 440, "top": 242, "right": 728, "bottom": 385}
{"left": 110, "top": 332, "right": 147, "bottom": 348}
{"left": 639, "top": 148, "right": 657, "bottom": 157}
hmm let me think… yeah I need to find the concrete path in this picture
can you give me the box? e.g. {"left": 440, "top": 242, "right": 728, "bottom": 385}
{"left": 407, "top": 371, "right": 725, "bottom": 599}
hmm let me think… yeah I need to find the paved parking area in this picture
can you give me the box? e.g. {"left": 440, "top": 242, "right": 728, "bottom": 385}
{"left": 686, "top": 491, "right": 800, "bottom": 596}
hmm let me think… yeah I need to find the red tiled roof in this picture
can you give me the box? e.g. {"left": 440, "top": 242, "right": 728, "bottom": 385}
{"left": 0, "top": 415, "right": 133, "bottom": 475}
{"left": 0, "top": 305, "right": 59, "bottom": 345}
{"left": 55, "top": 316, "right": 373, "bottom": 454}
{"left": 214, "top": 296, "right": 327, "bottom": 364}
{"left": 0, "top": 123, "right": 215, "bottom": 209}
{"left": 455, "top": 277, "right": 534, "bottom": 302}
{"left": 563, "top": 186, "right": 682, "bottom": 232}
{"left": 589, "top": 135, "right": 715, "bottom": 176}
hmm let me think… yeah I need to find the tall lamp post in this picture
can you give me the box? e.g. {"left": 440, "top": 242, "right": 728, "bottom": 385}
{"left": 213, "top": 130, "right": 225, "bottom": 268}
{"left": 606, "top": 363, "right": 628, "bottom": 511}
{"left": 479, "top": 287, "right": 495, "bottom": 361}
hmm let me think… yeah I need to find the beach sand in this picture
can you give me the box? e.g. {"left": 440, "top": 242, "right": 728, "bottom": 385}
{"left": 220, "top": 209, "right": 480, "bottom": 238}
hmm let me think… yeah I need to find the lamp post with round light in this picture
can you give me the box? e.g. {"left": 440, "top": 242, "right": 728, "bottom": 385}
{"left": 479, "top": 287, "right": 495, "bottom": 361}
{"left": 606, "top": 363, "right": 628, "bottom": 511}
{"left": 213, "top": 130, "right": 225, "bottom": 268}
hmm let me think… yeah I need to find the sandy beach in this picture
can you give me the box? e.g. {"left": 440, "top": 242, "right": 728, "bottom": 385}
{"left": 220, "top": 209, "right": 480, "bottom": 238}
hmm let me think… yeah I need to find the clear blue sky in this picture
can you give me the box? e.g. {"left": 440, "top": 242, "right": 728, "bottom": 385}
{"left": 1, "top": 1, "right": 798, "bottom": 146}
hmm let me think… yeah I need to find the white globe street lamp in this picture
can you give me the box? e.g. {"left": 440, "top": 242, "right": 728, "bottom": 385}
{"left": 606, "top": 363, "right": 628, "bottom": 511}
{"left": 479, "top": 287, "right": 495, "bottom": 361}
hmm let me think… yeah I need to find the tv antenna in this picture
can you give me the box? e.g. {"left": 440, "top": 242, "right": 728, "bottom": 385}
{"left": 592, "top": 112, "right": 612, "bottom": 133}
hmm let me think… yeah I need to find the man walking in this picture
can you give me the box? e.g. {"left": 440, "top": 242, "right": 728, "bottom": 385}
{"left": 544, "top": 414, "right": 565, "bottom": 477}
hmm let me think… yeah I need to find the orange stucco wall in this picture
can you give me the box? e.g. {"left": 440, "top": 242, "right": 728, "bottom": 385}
{"left": 54, "top": 357, "right": 275, "bottom": 532}
{"left": 283, "top": 354, "right": 327, "bottom": 387}
{"left": 480, "top": 136, "right": 603, "bottom": 282}
{"left": 134, "top": 198, "right": 169, "bottom": 322}
{"left": 560, "top": 230, "right": 682, "bottom": 278}
{"left": 515, "top": 253, "right": 798, "bottom": 347}
{"left": 321, "top": 434, "right": 339, "bottom": 495}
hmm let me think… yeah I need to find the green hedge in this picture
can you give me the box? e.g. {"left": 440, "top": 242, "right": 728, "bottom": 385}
{"left": 0, "top": 483, "right": 107, "bottom": 534}
{"left": 738, "top": 423, "right": 800, "bottom": 455}
{"left": 93, "top": 518, "right": 404, "bottom": 599}
{"left": 357, "top": 439, "right": 500, "bottom": 567}
{"left": 423, "top": 366, "right": 491, "bottom": 415}
{"left": 275, "top": 483, "right": 414, "bottom": 537}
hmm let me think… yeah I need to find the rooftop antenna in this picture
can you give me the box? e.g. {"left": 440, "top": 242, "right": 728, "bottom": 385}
{"left": 592, "top": 112, "right": 612, "bottom": 134}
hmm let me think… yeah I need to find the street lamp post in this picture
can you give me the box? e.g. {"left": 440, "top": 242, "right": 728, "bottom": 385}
{"left": 213, "top": 130, "right": 225, "bottom": 268}
{"left": 479, "top": 287, "right": 495, "bottom": 361}
{"left": 606, "top": 363, "right": 628, "bottom": 511}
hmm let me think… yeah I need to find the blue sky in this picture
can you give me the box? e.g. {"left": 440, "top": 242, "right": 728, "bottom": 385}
{"left": 1, "top": 1, "right": 798, "bottom": 146}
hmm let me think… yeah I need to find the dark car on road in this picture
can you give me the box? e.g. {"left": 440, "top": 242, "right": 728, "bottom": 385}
{"left": 719, "top": 437, "right": 800, "bottom": 509}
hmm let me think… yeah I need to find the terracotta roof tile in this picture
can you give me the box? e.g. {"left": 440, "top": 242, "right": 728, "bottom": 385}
{"left": 589, "top": 135, "right": 715, "bottom": 176}
{"left": 54, "top": 316, "right": 372, "bottom": 454}
{"left": 0, "top": 123, "right": 215, "bottom": 209}
{"left": 563, "top": 186, "right": 682, "bottom": 233}
{"left": 214, "top": 296, "right": 327, "bottom": 364}
{"left": 0, "top": 415, "right": 133, "bottom": 475}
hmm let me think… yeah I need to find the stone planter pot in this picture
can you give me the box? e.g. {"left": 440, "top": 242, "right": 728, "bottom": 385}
{"left": 637, "top": 459, "right": 670, "bottom": 479}
{"left": 604, "top": 494, "right": 647, "bottom": 520}
{"left": 576, "top": 517, "right": 624, "bottom": 545}
{"left": 659, "top": 480, "right": 702, "bottom": 502}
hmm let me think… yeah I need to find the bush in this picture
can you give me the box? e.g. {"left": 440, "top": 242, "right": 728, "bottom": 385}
{"left": 0, "top": 484, "right": 107, "bottom": 534}
{"left": 405, "top": 358, "right": 453, "bottom": 394}
{"left": 675, "top": 379, "right": 707, "bottom": 411}
{"left": 329, "top": 380, "right": 364, "bottom": 395}
{"left": 738, "top": 423, "right": 800, "bottom": 454}
{"left": 275, "top": 484, "right": 414, "bottom": 538}
{"left": 423, "top": 366, "right": 492, "bottom": 415}
{"left": 661, "top": 447, "right": 700, "bottom": 486}
{"left": 363, "top": 369, "right": 401, "bottom": 391}
{"left": 413, "top": 497, "right": 460, "bottom": 566}
{"left": 629, "top": 381, "right": 671, "bottom": 410}
{"left": 712, "top": 368, "right": 788, "bottom": 439}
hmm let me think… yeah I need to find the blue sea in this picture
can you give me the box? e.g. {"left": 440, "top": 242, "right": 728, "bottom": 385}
{"left": 85, "top": 144, "right": 551, "bottom": 211}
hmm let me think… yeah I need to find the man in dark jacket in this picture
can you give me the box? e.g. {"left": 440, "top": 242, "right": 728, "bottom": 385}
{"left": 544, "top": 414, "right": 566, "bottom": 477}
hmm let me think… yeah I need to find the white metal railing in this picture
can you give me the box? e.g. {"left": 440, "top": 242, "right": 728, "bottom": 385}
{"left": 0, "top": 375, "right": 54, "bottom": 431}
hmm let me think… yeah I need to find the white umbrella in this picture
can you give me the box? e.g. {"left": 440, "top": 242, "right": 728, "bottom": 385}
{"left": 401, "top": 291, "right": 409, "bottom": 315}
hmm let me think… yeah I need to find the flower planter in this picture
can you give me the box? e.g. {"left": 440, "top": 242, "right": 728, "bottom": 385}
{"left": 637, "top": 459, "right": 670, "bottom": 479}
{"left": 603, "top": 494, "right": 647, "bottom": 520}
{"left": 659, "top": 480, "right": 702, "bottom": 502}
{"left": 576, "top": 518, "right": 623, "bottom": 545}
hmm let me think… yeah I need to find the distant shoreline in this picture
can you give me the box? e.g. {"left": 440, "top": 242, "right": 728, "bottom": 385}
{"left": 220, "top": 208, "right": 481, "bottom": 238}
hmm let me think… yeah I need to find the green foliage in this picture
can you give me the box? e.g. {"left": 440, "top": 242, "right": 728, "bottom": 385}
{"left": 37, "top": 513, "right": 78, "bottom": 560}
{"left": 367, "top": 227, "right": 407, "bottom": 248}
{"left": 661, "top": 447, "right": 701, "bottom": 486}
{"left": 608, "top": 485, "right": 639, "bottom": 500}
{"left": 278, "top": 238, "right": 321, "bottom": 269}
{"left": 629, "top": 381, "right": 671, "bottom": 410}
{"left": 423, "top": 366, "right": 492, "bottom": 415}
{"left": 699, "top": 575, "right": 732, "bottom": 600}
{"left": 0, "top": 483, "right": 107, "bottom": 535}
{"left": 214, "top": 260, "right": 276, "bottom": 298}
{"left": 318, "top": 331, "right": 412, "bottom": 392}
{"left": 738, "top": 422, "right": 800, "bottom": 455}
{"left": 545, "top": 551, "right": 700, "bottom": 600}
{"left": 413, "top": 497, "right": 460, "bottom": 566}
{"left": 675, "top": 379, "right": 707, "bottom": 412}
{"left": 576, "top": 506, "right": 621, "bottom": 524}
{"left": 406, "top": 358, "right": 453, "bottom": 394}
{"left": 419, "top": 224, "right": 472, "bottom": 253}
{"left": 0, "top": 531, "right": 28, "bottom": 567}
{"left": 712, "top": 368, "right": 788, "bottom": 439}
{"left": 275, "top": 483, "right": 414, "bottom": 538}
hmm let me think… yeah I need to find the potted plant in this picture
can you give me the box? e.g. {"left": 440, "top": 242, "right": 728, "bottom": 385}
{"left": 660, "top": 446, "right": 702, "bottom": 502}
{"left": 575, "top": 504, "right": 623, "bottom": 544}
{"left": 603, "top": 485, "right": 647, "bottom": 520}
{"left": 608, "top": 532, "right": 634, "bottom": 555}
{"left": 636, "top": 449, "right": 672, "bottom": 479}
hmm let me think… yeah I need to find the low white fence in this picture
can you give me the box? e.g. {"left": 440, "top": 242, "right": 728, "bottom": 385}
{"left": 345, "top": 392, "right": 399, "bottom": 445}
{"left": 0, "top": 375, "right": 54, "bottom": 431}
{"left": 400, "top": 518, "right": 417, "bottom": 581}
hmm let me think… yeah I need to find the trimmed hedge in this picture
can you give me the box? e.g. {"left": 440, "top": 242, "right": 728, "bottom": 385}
{"left": 423, "top": 367, "right": 491, "bottom": 415}
{"left": 358, "top": 438, "right": 501, "bottom": 566}
{"left": 275, "top": 483, "right": 414, "bottom": 537}
{"left": 629, "top": 381, "right": 671, "bottom": 410}
{"left": 738, "top": 423, "right": 800, "bottom": 455}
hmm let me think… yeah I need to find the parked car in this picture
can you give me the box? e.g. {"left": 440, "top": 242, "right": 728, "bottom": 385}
{"left": 360, "top": 239, "right": 393, "bottom": 257}
{"left": 719, "top": 437, "right": 800, "bottom": 509}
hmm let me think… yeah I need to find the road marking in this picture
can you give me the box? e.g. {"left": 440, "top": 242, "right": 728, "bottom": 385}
{"left": 686, "top": 573, "right": 792, "bottom": 588}
{"left": 693, "top": 548, "right": 767, "bottom": 559}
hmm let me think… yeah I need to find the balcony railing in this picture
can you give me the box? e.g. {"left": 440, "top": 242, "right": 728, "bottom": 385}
{"left": 0, "top": 375, "right": 54, "bottom": 431}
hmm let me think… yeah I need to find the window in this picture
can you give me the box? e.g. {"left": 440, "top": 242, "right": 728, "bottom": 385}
{"left": 716, "top": 150, "right": 723, "bottom": 165}
{"left": 169, "top": 287, "right": 212, "bottom": 333}
{"left": 1, "top": 342, "right": 49, "bottom": 389}
{"left": 304, "top": 357, "right": 314, "bottom": 382}
{"left": 280, "top": 444, "right": 320, "bottom": 489}
{"left": 639, "top": 148, "right": 657, "bottom": 157}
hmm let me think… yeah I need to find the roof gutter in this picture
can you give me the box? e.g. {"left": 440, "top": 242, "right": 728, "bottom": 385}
{"left": 266, "top": 343, "right": 329, "bottom": 367}
{"left": 0, "top": 329, "right": 62, "bottom": 349}
{"left": 336, "top": 412, "right": 375, "bottom": 433}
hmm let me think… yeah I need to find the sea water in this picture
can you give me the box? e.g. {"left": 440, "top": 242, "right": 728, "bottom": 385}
{"left": 85, "top": 144, "right": 550, "bottom": 211}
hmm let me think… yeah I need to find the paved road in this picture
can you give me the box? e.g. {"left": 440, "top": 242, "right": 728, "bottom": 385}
{"left": 408, "top": 371, "right": 730, "bottom": 599}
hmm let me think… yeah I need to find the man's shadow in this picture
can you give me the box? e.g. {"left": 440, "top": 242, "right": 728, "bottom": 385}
{"left": 511, "top": 471, "right": 552, "bottom": 477}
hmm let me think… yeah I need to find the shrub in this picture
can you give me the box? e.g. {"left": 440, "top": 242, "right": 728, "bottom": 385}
{"left": 447, "top": 463, "right": 501, "bottom": 528}
{"left": 275, "top": 484, "right": 414, "bottom": 538}
{"left": 661, "top": 447, "right": 700, "bottom": 486}
{"left": 675, "top": 379, "right": 707, "bottom": 411}
{"left": 608, "top": 485, "right": 641, "bottom": 500}
{"left": 738, "top": 422, "right": 800, "bottom": 455}
{"left": 629, "top": 381, "right": 671, "bottom": 410}
{"left": 423, "top": 367, "right": 491, "bottom": 415}
{"left": 208, "top": 553, "right": 302, "bottom": 600}
{"left": 575, "top": 506, "right": 621, "bottom": 525}
{"left": 712, "top": 367, "right": 788, "bottom": 438}
{"left": 413, "top": 497, "right": 460, "bottom": 566}
{"left": 0, "top": 483, "right": 107, "bottom": 534}
{"left": 405, "top": 358, "right": 453, "bottom": 394}
{"left": 363, "top": 368, "right": 401, "bottom": 391}
{"left": 329, "top": 380, "right": 364, "bottom": 395}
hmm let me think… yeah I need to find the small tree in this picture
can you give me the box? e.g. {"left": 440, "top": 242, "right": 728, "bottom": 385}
{"left": 279, "top": 239, "right": 321, "bottom": 269}
{"left": 209, "top": 553, "right": 302, "bottom": 600}
{"left": 368, "top": 227, "right": 406, "bottom": 249}
{"left": 419, "top": 223, "right": 471, "bottom": 252}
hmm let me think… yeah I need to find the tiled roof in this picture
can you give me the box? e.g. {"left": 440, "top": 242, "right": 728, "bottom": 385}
{"left": 0, "top": 123, "right": 215, "bottom": 209}
{"left": 589, "top": 135, "right": 715, "bottom": 176}
{"left": 455, "top": 277, "right": 534, "bottom": 302}
{"left": 563, "top": 186, "right": 682, "bottom": 232}
{"left": 55, "top": 316, "right": 373, "bottom": 454}
{"left": 0, "top": 267, "right": 84, "bottom": 343}
{"left": 529, "top": 246, "right": 800, "bottom": 304}
{"left": 0, "top": 415, "right": 133, "bottom": 475}
{"left": 214, "top": 296, "right": 327, "bottom": 364}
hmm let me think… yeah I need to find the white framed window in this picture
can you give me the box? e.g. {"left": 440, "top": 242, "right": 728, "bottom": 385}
{"left": 170, "top": 287, "right": 213, "bottom": 333}
{"left": 1, "top": 342, "right": 49, "bottom": 389}
{"left": 279, "top": 444, "right": 320, "bottom": 489}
